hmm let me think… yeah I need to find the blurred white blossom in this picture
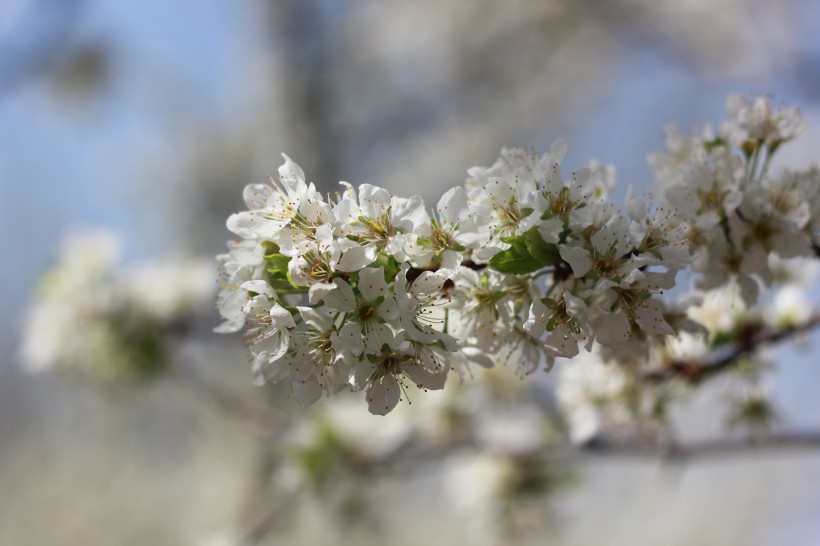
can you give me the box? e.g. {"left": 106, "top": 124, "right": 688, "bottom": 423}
{"left": 21, "top": 230, "right": 215, "bottom": 381}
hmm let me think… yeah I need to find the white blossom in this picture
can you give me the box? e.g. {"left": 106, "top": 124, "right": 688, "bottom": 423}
{"left": 214, "top": 94, "right": 820, "bottom": 415}
{"left": 226, "top": 154, "right": 319, "bottom": 241}
{"left": 556, "top": 348, "right": 630, "bottom": 445}
{"left": 723, "top": 94, "right": 805, "bottom": 146}
{"left": 22, "top": 230, "right": 214, "bottom": 381}
{"left": 407, "top": 186, "right": 487, "bottom": 274}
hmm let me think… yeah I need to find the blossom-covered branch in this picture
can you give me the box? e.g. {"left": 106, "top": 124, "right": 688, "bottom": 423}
{"left": 642, "top": 313, "right": 820, "bottom": 384}
{"left": 577, "top": 430, "right": 820, "bottom": 460}
{"left": 216, "top": 93, "right": 819, "bottom": 415}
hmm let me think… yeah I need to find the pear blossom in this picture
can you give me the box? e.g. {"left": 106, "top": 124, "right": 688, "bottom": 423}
{"left": 287, "top": 237, "right": 375, "bottom": 303}
{"left": 769, "top": 254, "right": 818, "bottom": 287}
{"left": 664, "top": 154, "right": 744, "bottom": 232}
{"left": 524, "top": 290, "right": 592, "bottom": 362}
{"left": 625, "top": 187, "right": 690, "bottom": 267}
{"left": 694, "top": 229, "right": 767, "bottom": 305}
{"left": 407, "top": 186, "right": 487, "bottom": 274}
{"left": 351, "top": 325, "right": 447, "bottom": 415}
{"left": 338, "top": 183, "right": 428, "bottom": 261}
{"left": 214, "top": 239, "right": 266, "bottom": 333}
{"left": 240, "top": 280, "right": 296, "bottom": 363}
{"left": 392, "top": 266, "right": 457, "bottom": 350}
{"left": 587, "top": 160, "right": 618, "bottom": 202}
{"left": 226, "top": 153, "right": 319, "bottom": 241}
{"left": 558, "top": 216, "right": 645, "bottom": 285}
{"left": 648, "top": 123, "right": 711, "bottom": 190}
{"left": 556, "top": 348, "right": 631, "bottom": 445}
{"left": 446, "top": 268, "right": 515, "bottom": 350}
{"left": 685, "top": 280, "right": 748, "bottom": 335}
{"left": 22, "top": 231, "right": 215, "bottom": 382}
{"left": 729, "top": 197, "right": 811, "bottom": 261}
{"left": 215, "top": 94, "right": 820, "bottom": 415}
{"left": 535, "top": 160, "right": 596, "bottom": 235}
{"left": 765, "top": 285, "right": 814, "bottom": 328}
{"left": 466, "top": 147, "right": 551, "bottom": 259}
{"left": 723, "top": 94, "right": 805, "bottom": 146}
{"left": 752, "top": 171, "right": 815, "bottom": 231}
{"left": 492, "top": 323, "right": 548, "bottom": 376}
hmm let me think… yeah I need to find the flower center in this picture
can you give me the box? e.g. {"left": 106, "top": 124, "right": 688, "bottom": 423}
{"left": 594, "top": 256, "right": 619, "bottom": 278}
{"left": 548, "top": 298, "right": 581, "bottom": 334}
{"left": 751, "top": 219, "right": 773, "bottom": 242}
{"left": 770, "top": 190, "right": 792, "bottom": 215}
{"left": 354, "top": 301, "right": 378, "bottom": 323}
{"left": 305, "top": 252, "right": 331, "bottom": 283}
{"left": 700, "top": 188, "right": 723, "bottom": 210}
{"left": 431, "top": 227, "right": 453, "bottom": 251}
{"left": 372, "top": 220, "right": 390, "bottom": 239}
{"left": 725, "top": 252, "right": 741, "bottom": 272}
{"left": 616, "top": 288, "right": 642, "bottom": 314}
{"left": 473, "top": 287, "right": 499, "bottom": 308}
{"left": 371, "top": 353, "right": 404, "bottom": 382}
{"left": 310, "top": 334, "right": 333, "bottom": 356}
{"left": 548, "top": 188, "right": 572, "bottom": 216}
{"left": 498, "top": 204, "right": 521, "bottom": 229}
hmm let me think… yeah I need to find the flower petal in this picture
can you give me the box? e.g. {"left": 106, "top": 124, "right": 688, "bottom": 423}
{"left": 291, "top": 377, "right": 322, "bottom": 408}
{"left": 559, "top": 246, "right": 592, "bottom": 278}
{"left": 321, "top": 279, "right": 357, "bottom": 312}
{"left": 367, "top": 376, "right": 401, "bottom": 415}
{"left": 358, "top": 267, "right": 389, "bottom": 302}
{"left": 594, "top": 313, "right": 631, "bottom": 346}
{"left": 635, "top": 299, "right": 675, "bottom": 336}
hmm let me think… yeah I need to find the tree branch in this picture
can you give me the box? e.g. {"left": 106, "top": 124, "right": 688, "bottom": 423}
{"left": 169, "top": 363, "right": 287, "bottom": 439}
{"left": 237, "top": 492, "right": 297, "bottom": 546}
{"left": 355, "top": 430, "right": 820, "bottom": 474}
{"left": 642, "top": 314, "right": 820, "bottom": 384}
{"left": 578, "top": 430, "right": 820, "bottom": 461}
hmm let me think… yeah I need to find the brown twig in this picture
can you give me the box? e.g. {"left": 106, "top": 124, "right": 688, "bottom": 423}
{"left": 642, "top": 314, "right": 820, "bottom": 384}
{"left": 577, "top": 431, "right": 820, "bottom": 461}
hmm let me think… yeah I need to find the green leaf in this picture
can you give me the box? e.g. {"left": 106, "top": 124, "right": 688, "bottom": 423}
{"left": 704, "top": 137, "right": 727, "bottom": 152}
{"left": 524, "top": 228, "right": 560, "bottom": 266}
{"left": 265, "top": 252, "right": 300, "bottom": 288}
{"left": 265, "top": 252, "right": 291, "bottom": 273}
{"left": 376, "top": 255, "right": 400, "bottom": 282}
{"left": 488, "top": 244, "right": 541, "bottom": 274}
{"left": 500, "top": 234, "right": 525, "bottom": 245}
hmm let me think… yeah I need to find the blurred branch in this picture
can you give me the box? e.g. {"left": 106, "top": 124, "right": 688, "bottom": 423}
{"left": 355, "top": 429, "right": 820, "bottom": 476}
{"left": 237, "top": 492, "right": 296, "bottom": 546}
{"left": 266, "top": 0, "right": 344, "bottom": 186}
{"left": 642, "top": 314, "right": 820, "bottom": 384}
{"left": 579, "top": 431, "right": 820, "bottom": 461}
{"left": 169, "top": 362, "right": 287, "bottom": 439}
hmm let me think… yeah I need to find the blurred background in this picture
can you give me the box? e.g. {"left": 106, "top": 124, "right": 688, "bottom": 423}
{"left": 2, "top": 0, "right": 820, "bottom": 544}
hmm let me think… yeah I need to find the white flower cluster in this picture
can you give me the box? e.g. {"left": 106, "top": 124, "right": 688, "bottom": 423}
{"left": 651, "top": 94, "right": 818, "bottom": 305}
{"left": 21, "top": 230, "right": 215, "bottom": 381}
{"left": 221, "top": 129, "right": 694, "bottom": 413}
{"left": 217, "top": 94, "right": 818, "bottom": 415}
{"left": 555, "top": 256, "right": 818, "bottom": 446}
